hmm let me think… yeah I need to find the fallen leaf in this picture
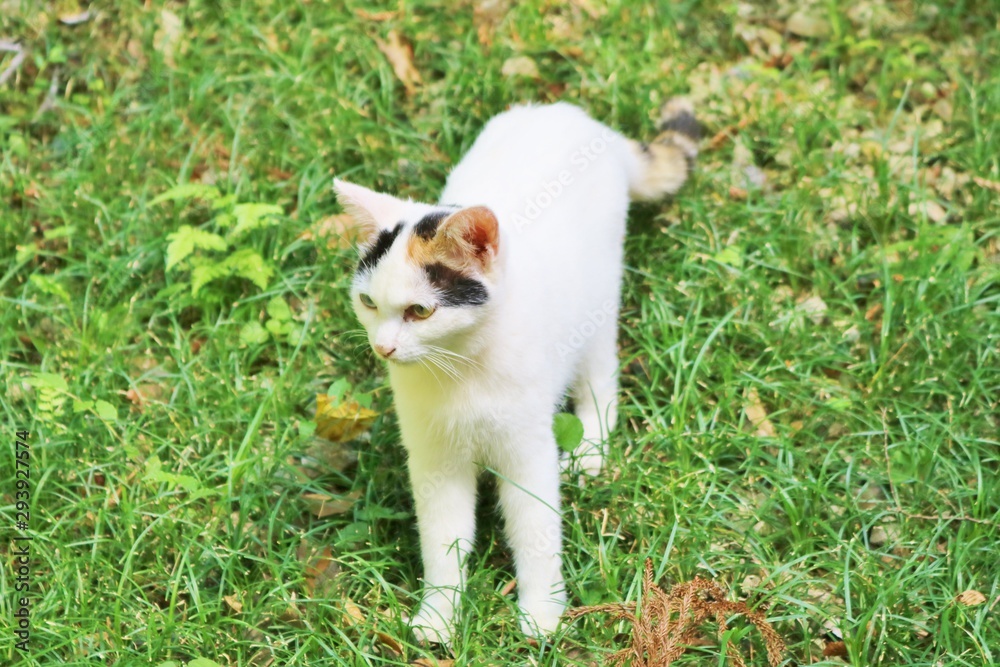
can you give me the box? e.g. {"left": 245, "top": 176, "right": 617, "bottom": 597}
{"left": 223, "top": 594, "right": 243, "bottom": 613}
{"left": 315, "top": 395, "right": 378, "bottom": 443}
{"left": 412, "top": 659, "right": 455, "bottom": 666}
{"left": 787, "top": 10, "right": 831, "bottom": 38}
{"left": 354, "top": 8, "right": 398, "bottom": 21}
{"left": 374, "top": 30, "right": 422, "bottom": 95}
{"left": 59, "top": 10, "right": 91, "bottom": 25}
{"left": 798, "top": 295, "right": 828, "bottom": 324}
{"left": 302, "top": 490, "right": 360, "bottom": 518}
{"left": 865, "top": 302, "right": 884, "bottom": 323}
{"left": 124, "top": 383, "right": 166, "bottom": 410}
{"left": 474, "top": 0, "right": 511, "bottom": 46}
{"left": 343, "top": 598, "right": 365, "bottom": 625}
{"left": 247, "top": 648, "right": 275, "bottom": 667}
{"left": 298, "top": 542, "right": 342, "bottom": 597}
{"left": 153, "top": 9, "right": 184, "bottom": 68}
{"left": 302, "top": 437, "right": 358, "bottom": 475}
{"left": 908, "top": 200, "right": 947, "bottom": 223}
{"left": 972, "top": 176, "right": 1000, "bottom": 194}
{"left": 744, "top": 387, "right": 776, "bottom": 437}
{"left": 501, "top": 55, "right": 540, "bottom": 79}
{"left": 376, "top": 631, "right": 403, "bottom": 656}
{"left": 956, "top": 590, "right": 986, "bottom": 607}
{"left": 310, "top": 213, "right": 361, "bottom": 249}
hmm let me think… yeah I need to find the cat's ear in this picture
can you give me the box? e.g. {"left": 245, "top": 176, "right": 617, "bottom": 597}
{"left": 437, "top": 206, "right": 500, "bottom": 271}
{"left": 333, "top": 179, "right": 408, "bottom": 240}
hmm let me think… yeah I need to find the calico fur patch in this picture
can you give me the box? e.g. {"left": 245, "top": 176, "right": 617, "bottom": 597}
{"left": 423, "top": 262, "right": 489, "bottom": 306}
{"left": 358, "top": 222, "right": 404, "bottom": 274}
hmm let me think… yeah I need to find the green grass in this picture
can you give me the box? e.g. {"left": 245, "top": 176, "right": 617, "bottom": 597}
{"left": 2, "top": 1, "right": 999, "bottom": 665}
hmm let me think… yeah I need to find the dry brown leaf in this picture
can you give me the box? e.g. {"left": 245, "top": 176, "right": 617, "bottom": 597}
{"left": 744, "top": 388, "right": 776, "bottom": 437}
{"left": 798, "top": 295, "right": 829, "bottom": 325}
{"left": 355, "top": 8, "right": 398, "bottom": 21}
{"left": 344, "top": 598, "right": 365, "bottom": 625}
{"left": 376, "top": 631, "right": 404, "bottom": 656}
{"left": 787, "top": 10, "right": 831, "bottom": 38}
{"left": 124, "top": 383, "right": 166, "bottom": 410}
{"left": 302, "top": 490, "right": 360, "bottom": 518}
{"left": 223, "top": 594, "right": 243, "bottom": 613}
{"left": 247, "top": 647, "right": 276, "bottom": 667}
{"left": 302, "top": 437, "right": 358, "bottom": 475}
{"left": 729, "top": 185, "right": 749, "bottom": 201}
{"left": 474, "top": 0, "right": 511, "bottom": 46}
{"left": 973, "top": 176, "right": 1000, "bottom": 194}
{"left": 153, "top": 9, "right": 184, "bottom": 68}
{"left": 908, "top": 200, "right": 947, "bottom": 223}
{"left": 374, "top": 30, "right": 422, "bottom": 96}
{"left": 956, "top": 590, "right": 986, "bottom": 606}
{"left": 298, "top": 543, "right": 342, "bottom": 596}
{"left": 310, "top": 213, "right": 361, "bottom": 249}
{"left": 315, "top": 396, "right": 378, "bottom": 443}
{"left": 864, "top": 302, "right": 884, "bottom": 323}
{"left": 412, "top": 660, "right": 455, "bottom": 667}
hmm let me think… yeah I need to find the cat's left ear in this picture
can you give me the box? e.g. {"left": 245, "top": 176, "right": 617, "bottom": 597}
{"left": 436, "top": 206, "right": 500, "bottom": 271}
{"left": 333, "top": 178, "right": 409, "bottom": 240}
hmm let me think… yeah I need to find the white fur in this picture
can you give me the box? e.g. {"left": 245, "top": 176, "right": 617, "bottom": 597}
{"left": 337, "top": 102, "right": 657, "bottom": 643}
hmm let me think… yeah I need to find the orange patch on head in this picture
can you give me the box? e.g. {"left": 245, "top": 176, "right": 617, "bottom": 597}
{"left": 406, "top": 206, "right": 499, "bottom": 273}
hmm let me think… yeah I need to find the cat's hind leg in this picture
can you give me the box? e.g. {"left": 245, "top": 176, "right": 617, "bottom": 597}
{"left": 569, "top": 319, "right": 619, "bottom": 475}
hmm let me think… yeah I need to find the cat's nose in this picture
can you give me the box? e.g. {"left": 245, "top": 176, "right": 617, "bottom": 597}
{"left": 374, "top": 344, "right": 396, "bottom": 359}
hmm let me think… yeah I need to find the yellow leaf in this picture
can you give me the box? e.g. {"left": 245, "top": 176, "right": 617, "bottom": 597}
{"left": 315, "top": 395, "right": 377, "bottom": 443}
{"left": 223, "top": 594, "right": 243, "bottom": 613}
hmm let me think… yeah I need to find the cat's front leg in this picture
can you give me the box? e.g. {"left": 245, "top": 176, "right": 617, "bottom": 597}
{"left": 496, "top": 429, "right": 567, "bottom": 636}
{"left": 407, "top": 449, "right": 478, "bottom": 645}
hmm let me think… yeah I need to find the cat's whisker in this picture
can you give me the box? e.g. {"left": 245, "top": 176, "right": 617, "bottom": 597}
{"left": 424, "top": 352, "right": 461, "bottom": 382}
{"left": 426, "top": 345, "right": 484, "bottom": 371}
{"left": 417, "top": 357, "right": 447, "bottom": 388}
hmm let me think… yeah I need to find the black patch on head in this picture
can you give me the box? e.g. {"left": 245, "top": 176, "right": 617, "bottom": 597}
{"left": 424, "top": 262, "right": 489, "bottom": 307}
{"left": 660, "top": 110, "right": 701, "bottom": 141}
{"left": 358, "top": 222, "right": 404, "bottom": 274}
{"left": 413, "top": 210, "right": 450, "bottom": 240}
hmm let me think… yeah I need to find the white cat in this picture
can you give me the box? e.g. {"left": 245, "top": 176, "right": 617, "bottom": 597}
{"left": 334, "top": 99, "right": 698, "bottom": 643}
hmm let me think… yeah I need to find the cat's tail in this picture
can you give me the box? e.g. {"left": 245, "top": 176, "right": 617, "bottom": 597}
{"left": 626, "top": 98, "right": 700, "bottom": 201}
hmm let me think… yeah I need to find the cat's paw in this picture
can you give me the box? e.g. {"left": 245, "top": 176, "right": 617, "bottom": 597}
{"left": 408, "top": 596, "right": 455, "bottom": 646}
{"left": 518, "top": 592, "right": 567, "bottom": 637}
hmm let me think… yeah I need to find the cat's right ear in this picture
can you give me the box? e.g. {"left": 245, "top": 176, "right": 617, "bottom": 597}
{"left": 333, "top": 179, "right": 408, "bottom": 241}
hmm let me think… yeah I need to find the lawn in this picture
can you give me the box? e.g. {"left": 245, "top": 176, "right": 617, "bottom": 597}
{"left": 1, "top": 1, "right": 998, "bottom": 665}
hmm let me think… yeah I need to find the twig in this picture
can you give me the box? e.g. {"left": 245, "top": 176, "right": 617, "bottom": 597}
{"left": 0, "top": 40, "right": 26, "bottom": 86}
{"left": 898, "top": 512, "right": 996, "bottom": 527}
{"left": 33, "top": 67, "right": 60, "bottom": 120}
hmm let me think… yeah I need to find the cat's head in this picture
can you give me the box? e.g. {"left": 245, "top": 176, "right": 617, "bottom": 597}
{"left": 334, "top": 179, "right": 502, "bottom": 365}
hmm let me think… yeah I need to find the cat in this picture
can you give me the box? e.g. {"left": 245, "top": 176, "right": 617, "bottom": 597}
{"left": 333, "top": 98, "right": 698, "bottom": 644}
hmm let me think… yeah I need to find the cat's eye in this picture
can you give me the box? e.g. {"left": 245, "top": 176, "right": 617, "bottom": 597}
{"left": 406, "top": 304, "right": 435, "bottom": 320}
{"left": 358, "top": 293, "right": 376, "bottom": 309}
